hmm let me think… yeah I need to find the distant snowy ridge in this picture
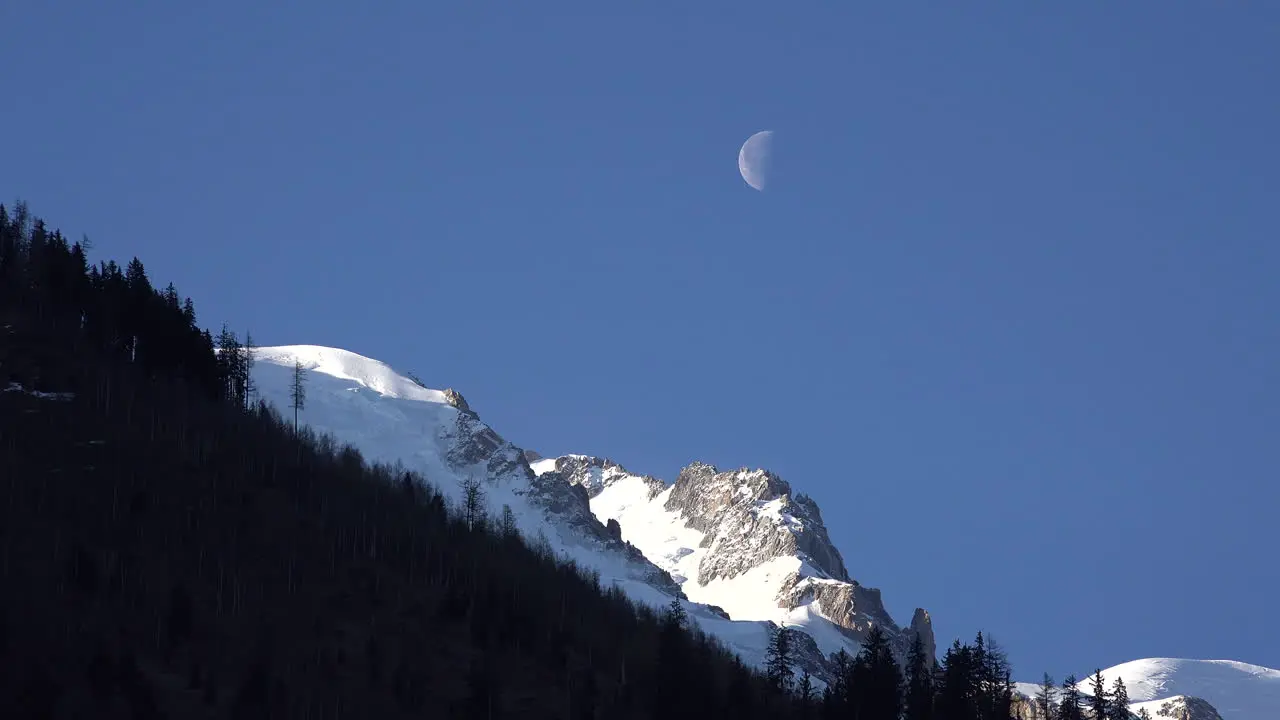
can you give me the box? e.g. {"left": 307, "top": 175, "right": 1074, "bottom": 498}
{"left": 248, "top": 345, "right": 932, "bottom": 685}
{"left": 1015, "top": 657, "right": 1280, "bottom": 720}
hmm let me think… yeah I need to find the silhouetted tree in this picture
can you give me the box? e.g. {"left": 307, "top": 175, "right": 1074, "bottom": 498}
{"left": 1036, "top": 672, "right": 1058, "bottom": 720}
{"left": 850, "top": 624, "right": 902, "bottom": 720}
{"left": 1059, "top": 675, "right": 1085, "bottom": 720}
{"left": 1089, "top": 670, "right": 1110, "bottom": 720}
{"left": 1109, "top": 677, "right": 1130, "bottom": 720}
{"left": 905, "top": 632, "right": 935, "bottom": 720}
{"left": 290, "top": 358, "right": 306, "bottom": 431}
{"left": 765, "top": 623, "right": 795, "bottom": 694}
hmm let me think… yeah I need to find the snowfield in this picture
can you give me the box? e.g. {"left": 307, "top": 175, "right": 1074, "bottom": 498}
{"left": 250, "top": 346, "right": 804, "bottom": 677}
{"left": 251, "top": 345, "right": 1278, "bottom": 715}
{"left": 1016, "top": 657, "right": 1280, "bottom": 719}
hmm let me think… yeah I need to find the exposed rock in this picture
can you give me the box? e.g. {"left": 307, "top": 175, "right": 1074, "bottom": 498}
{"left": 442, "top": 388, "right": 473, "bottom": 415}
{"left": 1151, "top": 696, "right": 1225, "bottom": 720}
{"left": 665, "top": 462, "right": 850, "bottom": 585}
{"left": 556, "top": 454, "right": 665, "bottom": 500}
{"left": 606, "top": 518, "right": 623, "bottom": 541}
{"left": 662, "top": 461, "right": 929, "bottom": 664}
{"left": 522, "top": 448, "right": 544, "bottom": 464}
{"left": 909, "top": 609, "right": 936, "bottom": 664}
{"left": 445, "top": 412, "right": 507, "bottom": 467}
{"left": 529, "top": 467, "right": 683, "bottom": 597}
{"left": 437, "top": 411, "right": 682, "bottom": 599}
{"left": 785, "top": 624, "right": 839, "bottom": 686}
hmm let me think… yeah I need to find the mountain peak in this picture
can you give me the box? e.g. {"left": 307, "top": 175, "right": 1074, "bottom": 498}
{"left": 664, "top": 461, "right": 851, "bottom": 585}
{"left": 251, "top": 344, "right": 932, "bottom": 686}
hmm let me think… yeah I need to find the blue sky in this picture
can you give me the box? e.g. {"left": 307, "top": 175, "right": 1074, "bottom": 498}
{"left": 5, "top": 3, "right": 1277, "bottom": 679}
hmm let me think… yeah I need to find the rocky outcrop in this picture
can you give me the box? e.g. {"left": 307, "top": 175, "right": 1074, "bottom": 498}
{"left": 556, "top": 454, "right": 665, "bottom": 500}
{"left": 1150, "top": 697, "right": 1225, "bottom": 720}
{"left": 777, "top": 574, "right": 935, "bottom": 662}
{"left": 909, "top": 609, "right": 936, "bottom": 662}
{"left": 661, "top": 461, "right": 932, "bottom": 664}
{"left": 665, "top": 462, "right": 850, "bottom": 585}
{"left": 439, "top": 414, "right": 682, "bottom": 599}
{"left": 442, "top": 388, "right": 473, "bottom": 415}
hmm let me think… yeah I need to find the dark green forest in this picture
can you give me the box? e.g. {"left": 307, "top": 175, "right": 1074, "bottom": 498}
{"left": 0, "top": 202, "right": 1129, "bottom": 719}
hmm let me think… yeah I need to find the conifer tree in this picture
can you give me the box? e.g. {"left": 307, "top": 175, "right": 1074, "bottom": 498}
{"left": 796, "top": 670, "right": 815, "bottom": 716}
{"left": 1088, "top": 671, "right": 1110, "bottom": 720}
{"left": 1109, "top": 677, "right": 1130, "bottom": 720}
{"left": 499, "top": 504, "right": 518, "bottom": 540}
{"left": 823, "top": 649, "right": 853, "bottom": 719}
{"left": 242, "top": 330, "right": 257, "bottom": 409}
{"left": 850, "top": 624, "right": 903, "bottom": 720}
{"left": 936, "top": 640, "right": 977, "bottom": 720}
{"left": 460, "top": 475, "right": 485, "bottom": 530}
{"left": 904, "top": 632, "right": 935, "bottom": 720}
{"left": 1036, "top": 672, "right": 1058, "bottom": 720}
{"left": 664, "top": 598, "right": 687, "bottom": 630}
{"left": 765, "top": 623, "right": 795, "bottom": 694}
{"left": 1059, "top": 675, "right": 1085, "bottom": 720}
{"left": 290, "top": 358, "right": 306, "bottom": 431}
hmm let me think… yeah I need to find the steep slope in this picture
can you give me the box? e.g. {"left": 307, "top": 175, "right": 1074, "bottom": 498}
{"left": 532, "top": 454, "right": 935, "bottom": 665}
{"left": 250, "top": 346, "right": 932, "bottom": 685}
{"left": 251, "top": 347, "right": 681, "bottom": 608}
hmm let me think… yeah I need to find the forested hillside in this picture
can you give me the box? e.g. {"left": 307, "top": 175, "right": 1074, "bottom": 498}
{"left": 0, "top": 202, "right": 1030, "bottom": 719}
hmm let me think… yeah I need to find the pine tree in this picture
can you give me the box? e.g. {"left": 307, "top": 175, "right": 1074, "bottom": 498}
{"left": 664, "top": 598, "right": 687, "bottom": 630}
{"left": 242, "top": 330, "right": 257, "bottom": 409}
{"left": 936, "top": 640, "right": 977, "bottom": 720}
{"left": 460, "top": 475, "right": 485, "bottom": 530}
{"left": 499, "top": 504, "right": 519, "bottom": 540}
{"left": 290, "top": 358, "right": 306, "bottom": 431}
{"left": 764, "top": 623, "right": 795, "bottom": 694}
{"left": 1035, "top": 672, "right": 1057, "bottom": 720}
{"left": 850, "top": 624, "right": 903, "bottom": 720}
{"left": 1088, "top": 671, "right": 1110, "bottom": 720}
{"left": 1136, "top": 708, "right": 1152, "bottom": 720}
{"left": 796, "top": 670, "right": 815, "bottom": 716}
{"left": 904, "top": 632, "right": 935, "bottom": 720}
{"left": 823, "top": 649, "right": 853, "bottom": 719}
{"left": 217, "top": 325, "right": 247, "bottom": 405}
{"left": 1109, "top": 677, "right": 1130, "bottom": 720}
{"left": 1059, "top": 675, "right": 1084, "bottom": 720}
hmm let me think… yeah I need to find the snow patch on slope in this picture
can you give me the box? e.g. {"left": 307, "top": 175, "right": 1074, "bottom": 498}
{"left": 249, "top": 346, "right": 678, "bottom": 612}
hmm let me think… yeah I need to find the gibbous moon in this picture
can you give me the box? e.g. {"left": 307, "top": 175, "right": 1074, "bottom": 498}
{"left": 738, "top": 130, "right": 773, "bottom": 191}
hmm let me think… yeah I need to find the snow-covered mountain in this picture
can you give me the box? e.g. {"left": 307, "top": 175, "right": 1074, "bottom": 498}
{"left": 531, "top": 454, "right": 936, "bottom": 666}
{"left": 248, "top": 345, "right": 932, "bottom": 683}
{"left": 249, "top": 345, "right": 1276, "bottom": 717}
{"left": 1015, "top": 658, "right": 1280, "bottom": 720}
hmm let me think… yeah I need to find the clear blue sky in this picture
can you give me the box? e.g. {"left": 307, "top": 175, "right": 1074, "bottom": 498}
{"left": 5, "top": 3, "right": 1277, "bottom": 680}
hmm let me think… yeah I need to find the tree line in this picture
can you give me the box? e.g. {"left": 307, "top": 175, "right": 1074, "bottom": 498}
{"left": 1, "top": 201, "right": 1119, "bottom": 719}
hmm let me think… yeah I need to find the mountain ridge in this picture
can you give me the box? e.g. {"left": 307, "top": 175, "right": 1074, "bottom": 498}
{"left": 249, "top": 344, "right": 928, "bottom": 684}
{"left": 249, "top": 344, "right": 1276, "bottom": 718}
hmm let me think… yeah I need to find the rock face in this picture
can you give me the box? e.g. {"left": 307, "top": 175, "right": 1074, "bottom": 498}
{"left": 910, "top": 609, "right": 936, "bottom": 662}
{"left": 664, "top": 462, "right": 850, "bottom": 585}
{"left": 664, "top": 461, "right": 933, "bottom": 661}
{"left": 442, "top": 388, "right": 473, "bottom": 415}
{"left": 552, "top": 454, "right": 666, "bottom": 500}
{"left": 551, "top": 455, "right": 935, "bottom": 673}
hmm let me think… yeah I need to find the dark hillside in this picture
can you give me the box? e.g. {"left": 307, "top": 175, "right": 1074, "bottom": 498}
{"left": 0, "top": 203, "right": 804, "bottom": 719}
{"left": 0, "top": 203, "right": 1024, "bottom": 720}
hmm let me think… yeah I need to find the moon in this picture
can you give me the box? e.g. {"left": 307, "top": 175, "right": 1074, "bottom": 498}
{"left": 738, "top": 130, "right": 773, "bottom": 191}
